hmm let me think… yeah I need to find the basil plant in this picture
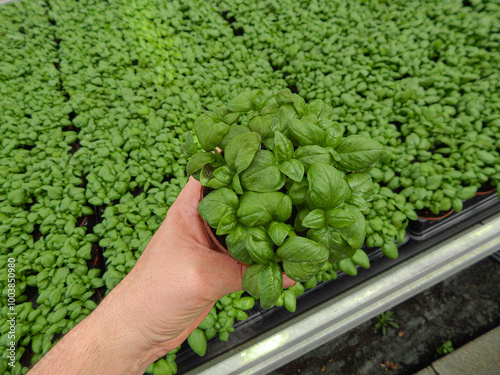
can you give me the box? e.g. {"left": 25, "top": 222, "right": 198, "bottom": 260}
{"left": 184, "top": 89, "right": 384, "bottom": 309}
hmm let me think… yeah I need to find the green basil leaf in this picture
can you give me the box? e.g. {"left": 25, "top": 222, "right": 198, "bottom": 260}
{"left": 233, "top": 296, "right": 255, "bottom": 310}
{"left": 216, "top": 212, "right": 238, "bottom": 236}
{"left": 242, "top": 263, "right": 267, "bottom": 297}
{"left": 227, "top": 91, "right": 258, "bottom": 112}
{"left": 301, "top": 114, "right": 318, "bottom": 125}
{"left": 289, "top": 281, "right": 305, "bottom": 297}
{"left": 294, "top": 145, "right": 333, "bottom": 171}
{"left": 219, "top": 125, "right": 251, "bottom": 150}
{"left": 476, "top": 150, "right": 496, "bottom": 164}
{"left": 44, "top": 186, "right": 63, "bottom": 199}
{"left": 457, "top": 186, "right": 477, "bottom": 199}
{"left": 49, "top": 289, "right": 62, "bottom": 306}
{"left": 226, "top": 225, "right": 255, "bottom": 265}
{"left": 260, "top": 104, "right": 279, "bottom": 116}
{"left": 303, "top": 99, "right": 324, "bottom": 117}
{"left": 274, "top": 130, "right": 294, "bottom": 162}
{"left": 225, "top": 132, "right": 262, "bottom": 173}
{"left": 252, "top": 90, "right": 267, "bottom": 111}
{"left": 303, "top": 99, "right": 334, "bottom": 127}
{"left": 279, "top": 159, "right": 304, "bottom": 182}
{"left": 237, "top": 191, "right": 292, "bottom": 227}
{"left": 267, "top": 221, "right": 292, "bottom": 246}
{"left": 249, "top": 114, "right": 273, "bottom": 138}
{"left": 326, "top": 147, "right": 342, "bottom": 162}
{"left": 180, "top": 132, "right": 198, "bottom": 157}
{"left": 204, "top": 177, "right": 229, "bottom": 189}
{"left": 324, "top": 122, "right": 343, "bottom": 148}
{"left": 270, "top": 103, "right": 298, "bottom": 134}
{"left": 287, "top": 179, "right": 309, "bottom": 205}
{"left": 301, "top": 208, "right": 326, "bottom": 229}
{"left": 334, "top": 205, "right": 366, "bottom": 250}
{"left": 294, "top": 207, "right": 310, "bottom": 232}
{"left": 213, "top": 166, "right": 234, "bottom": 185}
{"left": 344, "top": 173, "right": 374, "bottom": 199}
{"left": 213, "top": 106, "right": 240, "bottom": 125}
{"left": 306, "top": 227, "right": 355, "bottom": 261}
{"left": 351, "top": 249, "right": 370, "bottom": 269}
{"left": 194, "top": 114, "right": 229, "bottom": 151}
{"left": 275, "top": 89, "right": 306, "bottom": 115}
{"left": 188, "top": 328, "right": 207, "bottom": 357}
{"left": 232, "top": 173, "right": 243, "bottom": 194}
{"left": 52, "top": 267, "right": 70, "bottom": 285}
{"left": 347, "top": 195, "right": 369, "bottom": 214}
{"left": 32, "top": 334, "right": 43, "bottom": 353}
{"left": 306, "top": 163, "right": 349, "bottom": 209}
{"left": 274, "top": 89, "right": 296, "bottom": 107}
{"left": 326, "top": 208, "right": 356, "bottom": 228}
{"left": 381, "top": 241, "right": 398, "bottom": 259}
{"left": 335, "top": 135, "right": 384, "bottom": 172}
{"left": 199, "top": 164, "right": 215, "bottom": 187}
{"left": 90, "top": 278, "right": 105, "bottom": 288}
{"left": 277, "top": 237, "right": 328, "bottom": 282}
{"left": 240, "top": 150, "right": 285, "bottom": 192}
{"left": 406, "top": 133, "right": 420, "bottom": 149}
{"left": 258, "top": 261, "right": 283, "bottom": 309}
{"left": 282, "top": 290, "right": 297, "bottom": 312}
{"left": 287, "top": 118, "right": 325, "bottom": 146}
{"left": 245, "top": 227, "right": 274, "bottom": 264}
{"left": 451, "top": 197, "right": 463, "bottom": 213}
{"left": 426, "top": 175, "right": 442, "bottom": 190}
{"left": 198, "top": 188, "right": 239, "bottom": 228}
{"left": 338, "top": 258, "right": 358, "bottom": 276}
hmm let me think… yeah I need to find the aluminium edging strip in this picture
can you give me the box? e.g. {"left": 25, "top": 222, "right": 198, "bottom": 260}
{"left": 191, "top": 213, "right": 500, "bottom": 375}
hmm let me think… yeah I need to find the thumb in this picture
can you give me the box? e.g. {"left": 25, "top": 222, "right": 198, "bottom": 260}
{"left": 203, "top": 251, "right": 296, "bottom": 300}
{"left": 169, "top": 177, "right": 202, "bottom": 215}
{"left": 202, "top": 250, "right": 247, "bottom": 299}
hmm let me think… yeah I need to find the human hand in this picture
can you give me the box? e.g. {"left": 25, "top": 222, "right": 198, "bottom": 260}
{"left": 29, "top": 176, "right": 294, "bottom": 374}
{"left": 105, "top": 176, "right": 255, "bottom": 361}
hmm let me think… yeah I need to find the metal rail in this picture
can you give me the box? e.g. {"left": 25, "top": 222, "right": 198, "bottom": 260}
{"left": 191, "top": 213, "right": 500, "bottom": 374}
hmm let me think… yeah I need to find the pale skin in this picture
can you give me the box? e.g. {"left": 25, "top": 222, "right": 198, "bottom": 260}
{"left": 29, "top": 177, "right": 294, "bottom": 374}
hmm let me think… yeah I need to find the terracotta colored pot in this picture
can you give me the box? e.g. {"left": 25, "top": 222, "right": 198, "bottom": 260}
{"left": 418, "top": 208, "right": 454, "bottom": 222}
{"left": 476, "top": 187, "right": 496, "bottom": 196}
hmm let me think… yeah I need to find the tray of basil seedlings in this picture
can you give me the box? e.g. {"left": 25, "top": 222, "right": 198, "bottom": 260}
{"left": 182, "top": 88, "right": 384, "bottom": 313}
{"left": 409, "top": 189, "right": 500, "bottom": 240}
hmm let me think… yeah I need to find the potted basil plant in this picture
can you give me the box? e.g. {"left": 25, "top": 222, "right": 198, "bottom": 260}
{"left": 182, "top": 89, "right": 384, "bottom": 309}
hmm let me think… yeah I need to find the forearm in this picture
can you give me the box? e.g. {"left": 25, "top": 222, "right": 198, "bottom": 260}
{"left": 28, "top": 298, "right": 155, "bottom": 375}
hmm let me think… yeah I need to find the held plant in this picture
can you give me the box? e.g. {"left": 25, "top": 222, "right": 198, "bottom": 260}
{"left": 184, "top": 89, "right": 384, "bottom": 309}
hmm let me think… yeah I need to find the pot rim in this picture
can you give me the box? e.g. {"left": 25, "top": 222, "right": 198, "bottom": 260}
{"left": 418, "top": 208, "right": 454, "bottom": 221}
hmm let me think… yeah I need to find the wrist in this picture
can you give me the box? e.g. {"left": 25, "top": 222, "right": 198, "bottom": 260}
{"left": 86, "top": 304, "right": 155, "bottom": 373}
{"left": 85, "top": 283, "right": 167, "bottom": 373}
{"left": 91, "top": 274, "right": 180, "bottom": 368}
{"left": 28, "top": 303, "right": 154, "bottom": 375}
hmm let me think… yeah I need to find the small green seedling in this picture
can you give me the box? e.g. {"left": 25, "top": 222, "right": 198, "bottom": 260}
{"left": 436, "top": 340, "right": 454, "bottom": 356}
{"left": 373, "top": 310, "right": 399, "bottom": 336}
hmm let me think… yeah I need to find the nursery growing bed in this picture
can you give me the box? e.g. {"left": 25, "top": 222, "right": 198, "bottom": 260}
{"left": 176, "top": 199, "right": 500, "bottom": 374}
{"left": 2, "top": 0, "right": 500, "bottom": 374}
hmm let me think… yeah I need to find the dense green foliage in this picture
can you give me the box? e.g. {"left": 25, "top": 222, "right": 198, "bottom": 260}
{"left": 1, "top": 0, "right": 499, "bottom": 373}
{"left": 188, "top": 89, "right": 383, "bottom": 308}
